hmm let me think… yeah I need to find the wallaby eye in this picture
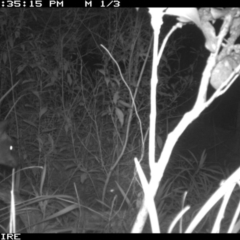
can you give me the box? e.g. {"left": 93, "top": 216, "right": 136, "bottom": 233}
{"left": 109, "top": 188, "right": 115, "bottom": 193}
{"left": 10, "top": 145, "right": 13, "bottom": 151}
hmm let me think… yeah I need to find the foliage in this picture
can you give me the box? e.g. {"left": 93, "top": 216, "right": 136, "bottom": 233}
{"left": 0, "top": 8, "right": 237, "bottom": 233}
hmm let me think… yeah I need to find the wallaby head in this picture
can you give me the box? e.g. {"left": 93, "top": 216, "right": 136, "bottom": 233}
{"left": 0, "top": 121, "right": 18, "bottom": 168}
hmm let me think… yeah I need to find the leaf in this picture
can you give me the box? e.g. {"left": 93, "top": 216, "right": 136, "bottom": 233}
{"left": 118, "top": 100, "right": 131, "bottom": 108}
{"left": 165, "top": 8, "right": 201, "bottom": 28}
{"left": 210, "top": 8, "right": 230, "bottom": 20}
{"left": 45, "top": 69, "right": 58, "bottom": 88}
{"left": 166, "top": 8, "right": 217, "bottom": 52}
{"left": 64, "top": 117, "right": 72, "bottom": 134}
{"left": 15, "top": 30, "right": 20, "bottom": 39}
{"left": 210, "top": 56, "right": 237, "bottom": 89}
{"left": 23, "top": 120, "right": 37, "bottom": 128}
{"left": 31, "top": 168, "right": 38, "bottom": 177}
{"left": 113, "top": 91, "right": 120, "bottom": 105}
{"left": 156, "top": 135, "right": 163, "bottom": 149}
{"left": 17, "top": 64, "right": 26, "bottom": 75}
{"left": 112, "top": 76, "right": 120, "bottom": 86}
{"left": 98, "top": 68, "right": 105, "bottom": 75}
{"left": 21, "top": 44, "right": 25, "bottom": 51}
{"left": 63, "top": 61, "right": 69, "bottom": 73}
{"left": 199, "top": 149, "right": 207, "bottom": 169}
{"left": 80, "top": 173, "right": 88, "bottom": 184}
{"left": 67, "top": 73, "right": 72, "bottom": 86}
{"left": 104, "top": 76, "right": 110, "bottom": 86}
{"left": 39, "top": 107, "right": 48, "bottom": 118}
{"left": 115, "top": 107, "right": 124, "bottom": 127}
{"left": 32, "top": 90, "right": 40, "bottom": 99}
{"left": 22, "top": 79, "right": 35, "bottom": 84}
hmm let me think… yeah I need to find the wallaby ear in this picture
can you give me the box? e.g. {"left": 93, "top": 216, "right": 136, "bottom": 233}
{"left": 0, "top": 121, "right": 9, "bottom": 134}
{"left": 0, "top": 121, "right": 10, "bottom": 141}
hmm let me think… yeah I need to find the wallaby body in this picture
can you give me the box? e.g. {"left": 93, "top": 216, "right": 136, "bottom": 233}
{"left": 0, "top": 121, "right": 23, "bottom": 232}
